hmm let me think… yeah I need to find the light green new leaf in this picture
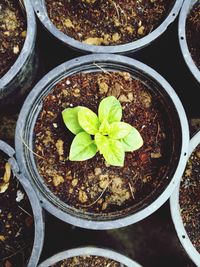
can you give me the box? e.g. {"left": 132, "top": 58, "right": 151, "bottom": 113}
{"left": 95, "top": 133, "right": 108, "bottom": 154}
{"left": 98, "top": 96, "right": 122, "bottom": 124}
{"left": 62, "top": 107, "right": 83, "bottom": 135}
{"left": 99, "top": 119, "right": 110, "bottom": 136}
{"left": 78, "top": 107, "right": 100, "bottom": 135}
{"left": 95, "top": 133, "right": 125, "bottom": 167}
{"left": 109, "top": 122, "right": 132, "bottom": 139}
{"left": 121, "top": 127, "right": 143, "bottom": 152}
{"left": 69, "top": 132, "right": 97, "bottom": 161}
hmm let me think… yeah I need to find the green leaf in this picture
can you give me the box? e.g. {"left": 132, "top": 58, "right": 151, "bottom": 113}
{"left": 109, "top": 122, "right": 132, "bottom": 139}
{"left": 95, "top": 133, "right": 125, "bottom": 167}
{"left": 121, "top": 127, "right": 143, "bottom": 152}
{"left": 69, "top": 132, "right": 97, "bottom": 161}
{"left": 62, "top": 107, "right": 83, "bottom": 135}
{"left": 78, "top": 107, "right": 100, "bottom": 135}
{"left": 99, "top": 119, "right": 110, "bottom": 135}
{"left": 98, "top": 96, "right": 122, "bottom": 124}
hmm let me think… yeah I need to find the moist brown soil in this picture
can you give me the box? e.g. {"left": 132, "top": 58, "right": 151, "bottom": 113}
{"left": 51, "top": 255, "right": 121, "bottom": 267}
{"left": 186, "top": 1, "right": 200, "bottom": 70}
{"left": 179, "top": 144, "right": 200, "bottom": 253}
{"left": 45, "top": 0, "right": 173, "bottom": 46}
{"left": 0, "top": 153, "right": 34, "bottom": 267}
{"left": 0, "top": 0, "right": 26, "bottom": 78}
{"left": 34, "top": 71, "right": 173, "bottom": 215}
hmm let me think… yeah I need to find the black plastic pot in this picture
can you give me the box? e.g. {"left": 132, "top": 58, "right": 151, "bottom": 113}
{"left": 170, "top": 131, "right": 200, "bottom": 266}
{"left": 15, "top": 54, "right": 189, "bottom": 230}
{"left": 31, "top": 0, "right": 183, "bottom": 54}
{"left": 0, "top": 0, "right": 39, "bottom": 107}
{"left": 0, "top": 140, "right": 44, "bottom": 267}
{"left": 38, "top": 247, "right": 142, "bottom": 267}
{"left": 179, "top": 0, "right": 200, "bottom": 84}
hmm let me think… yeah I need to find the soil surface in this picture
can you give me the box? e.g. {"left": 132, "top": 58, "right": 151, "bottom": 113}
{"left": 51, "top": 255, "right": 121, "bottom": 266}
{"left": 34, "top": 71, "right": 175, "bottom": 216}
{"left": 179, "top": 144, "right": 200, "bottom": 253}
{"left": 0, "top": 0, "right": 26, "bottom": 78}
{"left": 0, "top": 153, "right": 34, "bottom": 267}
{"left": 186, "top": 1, "right": 200, "bottom": 70}
{"left": 45, "top": 0, "right": 173, "bottom": 45}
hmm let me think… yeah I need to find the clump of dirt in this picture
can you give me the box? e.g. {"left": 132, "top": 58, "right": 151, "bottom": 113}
{"left": 45, "top": 0, "right": 174, "bottom": 45}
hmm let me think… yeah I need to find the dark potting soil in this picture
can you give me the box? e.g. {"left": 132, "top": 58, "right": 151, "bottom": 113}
{"left": 51, "top": 255, "right": 122, "bottom": 267}
{"left": 179, "top": 144, "right": 200, "bottom": 253}
{"left": 45, "top": 0, "right": 174, "bottom": 46}
{"left": 0, "top": 153, "right": 34, "bottom": 267}
{"left": 0, "top": 0, "right": 26, "bottom": 78}
{"left": 34, "top": 71, "right": 174, "bottom": 216}
{"left": 186, "top": 1, "right": 200, "bottom": 70}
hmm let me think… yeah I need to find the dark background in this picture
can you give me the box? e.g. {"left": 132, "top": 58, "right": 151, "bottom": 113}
{"left": 1, "top": 15, "right": 200, "bottom": 267}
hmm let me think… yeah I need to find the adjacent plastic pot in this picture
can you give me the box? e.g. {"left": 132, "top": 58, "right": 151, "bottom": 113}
{"left": 0, "top": 140, "right": 44, "bottom": 267}
{"left": 0, "top": 0, "right": 39, "bottom": 106}
{"left": 179, "top": 0, "right": 200, "bottom": 84}
{"left": 38, "top": 247, "right": 142, "bottom": 267}
{"left": 31, "top": 0, "right": 183, "bottom": 54}
{"left": 170, "top": 131, "right": 200, "bottom": 266}
{"left": 15, "top": 54, "right": 189, "bottom": 230}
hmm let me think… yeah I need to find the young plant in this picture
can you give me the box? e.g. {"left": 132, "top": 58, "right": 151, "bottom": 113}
{"left": 62, "top": 96, "right": 143, "bottom": 167}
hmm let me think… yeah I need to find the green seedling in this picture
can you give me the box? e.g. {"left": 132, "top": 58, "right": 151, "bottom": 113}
{"left": 62, "top": 96, "right": 143, "bottom": 167}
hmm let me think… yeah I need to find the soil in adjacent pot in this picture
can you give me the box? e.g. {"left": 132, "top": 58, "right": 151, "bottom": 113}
{"left": 45, "top": 0, "right": 174, "bottom": 46}
{"left": 34, "top": 71, "right": 176, "bottom": 216}
{"left": 186, "top": 1, "right": 200, "bottom": 70}
{"left": 0, "top": 0, "right": 26, "bottom": 78}
{"left": 50, "top": 255, "right": 122, "bottom": 267}
{"left": 179, "top": 144, "right": 200, "bottom": 253}
{"left": 0, "top": 153, "right": 34, "bottom": 267}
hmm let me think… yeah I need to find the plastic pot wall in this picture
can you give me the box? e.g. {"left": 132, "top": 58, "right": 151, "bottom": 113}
{"left": 31, "top": 0, "right": 183, "bottom": 54}
{"left": 0, "top": 0, "right": 39, "bottom": 107}
{"left": 170, "top": 131, "right": 200, "bottom": 267}
{"left": 0, "top": 140, "right": 44, "bottom": 267}
{"left": 38, "top": 247, "right": 142, "bottom": 267}
{"left": 179, "top": 0, "right": 200, "bottom": 84}
{"left": 15, "top": 54, "right": 189, "bottom": 230}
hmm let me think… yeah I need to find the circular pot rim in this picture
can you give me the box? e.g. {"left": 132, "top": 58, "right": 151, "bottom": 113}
{"left": 38, "top": 247, "right": 142, "bottom": 267}
{"left": 31, "top": 0, "right": 183, "bottom": 54}
{"left": 170, "top": 131, "right": 200, "bottom": 266}
{"left": 179, "top": 0, "right": 200, "bottom": 84}
{"left": 15, "top": 53, "right": 189, "bottom": 230}
{"left": 0, "top": 0, "right": 36, "bottom": 90}
{"left": 0, "top": 139, "right": 45, "bottom": 267}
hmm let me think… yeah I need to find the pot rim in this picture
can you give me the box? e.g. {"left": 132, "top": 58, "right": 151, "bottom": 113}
{"left": 0, "top": 140, "right": 45, "bottom": 267}
{"left": 179, "top": 0, "right": 200, "bottom": 84}
{"left": 31, "top": 0, "right": 183, "bottom": 54}
{"left": 0, "top": 0, "right": 36, "bottom": 90}
{"left": 38, "top": 247, "right": 142, "bottom": 267}
{"left": 170, "top": 131, "right": 200, "bottom": 266}
{"left": 15, "top": 54, "right": 189, "bottom": 230}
